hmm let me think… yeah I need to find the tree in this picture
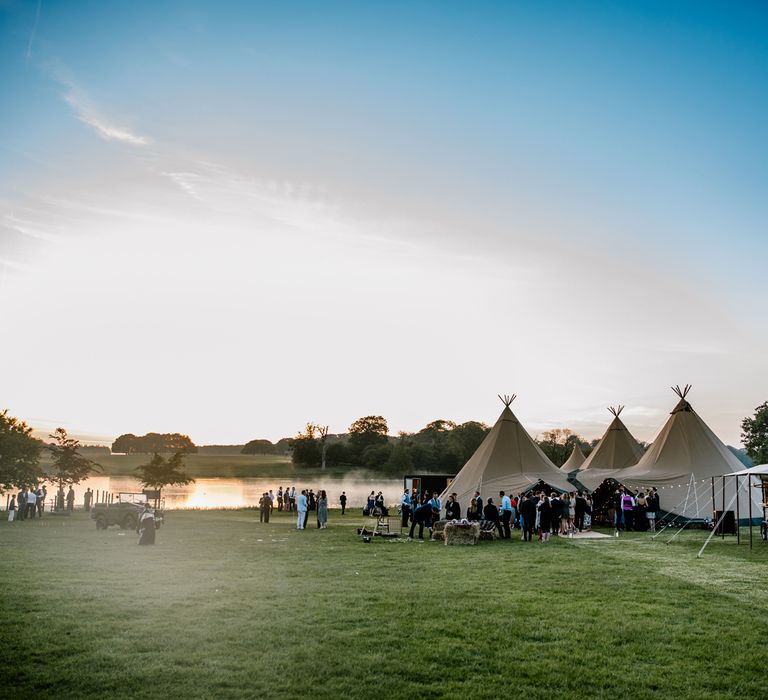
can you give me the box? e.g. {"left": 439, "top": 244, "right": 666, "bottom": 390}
{"left": 291, "top": 423, "right": 322, "bottom": 467}
{"left": 348, "top": 416, "right": 388, "bottom": 462}
{"left": 742, "top": 402, "right": 768, "bottom": 465}
{"left": 536, "top": 428, "right": 586, "bottom": 467}
{"left": 135, "top": 452, "right": 195, "bottom": 493}
{"left": 112, "top": 432, "right": 197, "bottom": 454}
{"left": 0, "top": 409, "right": 43, "bottom": 491}
{"left": 448, "top": 421, "right": 490, "bottom": 463}
{"left": 48, "top": 428, "right": 101, "bottom": 489}
{"left": 241, "top": 439, "right": 275, "bottom": 455}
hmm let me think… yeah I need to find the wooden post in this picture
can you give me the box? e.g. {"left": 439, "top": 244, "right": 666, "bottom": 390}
{"left": 736, "top": 476, "right": 740, "bottom": 545}
{"left": 721, "top": 475, "right": 725, "bottom": 539}
{"left": 749, "top": 475, "right": 753, "bottom": 550}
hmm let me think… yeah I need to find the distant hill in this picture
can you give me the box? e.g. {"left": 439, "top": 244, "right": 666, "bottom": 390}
{"left": 727, "top": 445, "right": 753, "bottom": 467}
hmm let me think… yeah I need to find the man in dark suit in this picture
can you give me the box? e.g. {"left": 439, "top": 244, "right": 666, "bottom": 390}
{"left": 483, "top": 498, "right": 503, "bottom": 538}
{"left": 409, "top": 502, "right": 434, "bottom": 539}
{"left": 520, "top": 495, "right": 537, "bottom": 542}
{"left": 575, "top": 492, "right": 587, "bottom": 532}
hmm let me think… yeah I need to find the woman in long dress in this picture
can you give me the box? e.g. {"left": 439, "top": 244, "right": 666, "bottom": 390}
{"left": 317, "top": 490, "right": 328, "bottom": 529}
{"left": 138, "top": 506, "right": 156, "bottom": 545}
{"left": 538, "top": 495, "right": 552, "bottom": 542}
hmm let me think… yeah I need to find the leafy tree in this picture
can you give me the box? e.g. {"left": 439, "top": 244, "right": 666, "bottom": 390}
{"left": 325, "top": 442, "right": 349, "bottom": 467}
{"left": 112, "top": 432, "right": 197, "bottom": 454}
{"left": 385, "top": 437, "right": 413, "bottom": 472}
{"left": 348, "top": 415, "right": 389, "bottom": 462}
{"left": 742, "top": 402, "right": 768, "bottom": 465}
{"left": 0, "top": 409, "right": 43, "bottom": 491}
{"left": 536, "top": 428, "right": 587, "bottom": 467}
{"left": 448, "top": 421, "right": 490, "bottom": 463}
{"left": 240, "top": 439, "right": 275, "bottom": 455}
{"left": 291, "top": 423, "right": 321, "bottom": 467}
{"left": 360, "top": 443, "right": 393, "bottom": 469}
{"left": 135, "top": 452, "right": 195, "bottom": 493}
{"left": 48, "top": 428, "right": 101, "bottom": 489}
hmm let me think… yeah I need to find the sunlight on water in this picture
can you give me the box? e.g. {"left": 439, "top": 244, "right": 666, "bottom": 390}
{"left": 75, "top": 475, "right": 403, "bottom": 510}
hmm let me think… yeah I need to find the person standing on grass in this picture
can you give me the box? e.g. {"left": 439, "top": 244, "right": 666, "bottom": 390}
{"left": 7, "top": 495, "right": 16, "bottom": 522}
{"left": 137, "top": 505, "right": 156, "bottom": 545}
{"left": 550, "top": 492, "right": 562, "bottom": 536}
{"left": 646, "top": 488, "right": 659, "bottom": 532}
{"left": 277, "top": 487, "right": 283, "bottom": 512}
{"left": 408, "top": 501, "right": 434, "bottom": 539}
{"left": 400, "top": 489, "right": 412, "bottom": 527}
{"left": 25, "top": 487, "right": 37, "bottom": 519}
{"left": 37, "top": 484, "right": 46, "bottom": 517}
{"left": 296, "top": 490, "right": 308, "bottom": 530}
{"left": 445, "top": 493, "right": 461, "bottom": 521}
{"left": 520, "top": 494, "right": 536, "bottom": 541}
{"left": 474, "top": 491, "right": 483, "bottom": 520}
{"left": 317, "top": 490, "right": 328, "bottom": 529}
{"left": 575, "top": 491, "right": 587, "bottom": 532}
{"left": 483, "top": 498, "right": 503, "bottom": 538}
{"left": 66, "top": 486, "right": 75, "bottom": 512}
{"left": 537, "top": 494, "right": 552, "bottom": 542}
{"left": 339, "top": 491, "right": 347, "bottom": 516}
{"left": 84, "top": 488, "right": 93, "bottom": 512}
{"left": 428, "top": 492, "right": 441, "bottom": 526}
{"left": 621, "top": 489, "right": 635, "bottom": 531}
{"left": 259, "top": 493, "right": 271, "bottom": 523}
{"left": 17, "top": 488, "right": 26, "bottom": 520}
{"left": 499, "top": 491, "right": 513, "bottom": 539}
{"left": 635, "top": 491, "right": 648, "bottom": 531}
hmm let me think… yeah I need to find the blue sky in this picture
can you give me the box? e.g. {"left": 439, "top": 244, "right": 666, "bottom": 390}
{"left": 1, "top": 0, "right": 766, "bottom": 445}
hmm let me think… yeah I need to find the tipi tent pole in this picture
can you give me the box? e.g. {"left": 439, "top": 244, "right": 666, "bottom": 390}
{"left": 710, "top": 478, "right": 715, "bottom": 522}
{"left": 652, "top": 482, "right": 696, "bottom": 541}
{"left": 698, "top": 487, "right": 739, "bottom": 558}
{"left": 665, "top": 475, "right": 696, "bottom": 544}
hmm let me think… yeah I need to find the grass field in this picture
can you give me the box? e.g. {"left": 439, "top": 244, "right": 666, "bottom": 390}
{"left": 1, "top": 510, "right": 767, "bottom": 699}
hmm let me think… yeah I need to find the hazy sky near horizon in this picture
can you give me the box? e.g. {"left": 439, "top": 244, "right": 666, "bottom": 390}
{"left": 1, "top": 0, "right": 767, "bottom": 447}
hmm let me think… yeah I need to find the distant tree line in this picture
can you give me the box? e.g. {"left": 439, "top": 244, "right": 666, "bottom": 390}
{"left": 112, "top": 433, "right": 197, "bottom": 454}
{"left": 288, "top": 415, "right": 493, "bottom": 472}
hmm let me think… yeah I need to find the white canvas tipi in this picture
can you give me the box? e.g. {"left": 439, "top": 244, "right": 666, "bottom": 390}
{"left": 560, "top": 444, "right": 586, "bottom": 474}
{"left": 611, "top": 386, "right": 761, "bottom": 521}
{"left": 575, "top": 406, "right": 645, "bottom": 491}
{"left": 439, "top": 395, "right": 573, "bottom": 509}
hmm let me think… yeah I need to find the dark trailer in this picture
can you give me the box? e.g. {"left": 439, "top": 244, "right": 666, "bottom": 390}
{"left": 404, "top": 474, "right": 455, "bottom": 499}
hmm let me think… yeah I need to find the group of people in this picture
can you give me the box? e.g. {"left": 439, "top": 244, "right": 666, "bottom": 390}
{"left": 6, "top": 484, "right": 88, "bottom": 521}
{"left": 256, "top": 486, "right": 334, "bottom": 529}
{"left": 397, "top": 488, "right": 606, "bottom": 542}
{"left": 612, "top": 487, "right": 660, "bottom": 532}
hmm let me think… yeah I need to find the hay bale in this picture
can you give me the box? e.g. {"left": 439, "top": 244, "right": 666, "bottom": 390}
{"left": 432, "top": 519, "right": 448, "bottom": 534}
{"left": 430, "top": 530, "right": 444, "bottom": 541}
{"left": 444, "top": 522, "right": 480, "bottom": 546}
{"left": 478, "top": 530, "right": 496, "bottom": 541}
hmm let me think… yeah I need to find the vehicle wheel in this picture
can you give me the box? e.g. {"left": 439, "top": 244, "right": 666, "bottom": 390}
{"left": 122, "top": 514, "right": 137, "bottom": 530}
{"left": 95, "top": 516, "right": 107, "bottom": 530}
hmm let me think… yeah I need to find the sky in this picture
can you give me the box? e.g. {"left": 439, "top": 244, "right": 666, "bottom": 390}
{"left": 1, "top": 0, "right": 767, "bottom": 447}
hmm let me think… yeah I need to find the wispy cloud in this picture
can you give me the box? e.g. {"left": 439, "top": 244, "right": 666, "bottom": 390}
{"left": 63, "top": 91, "right": 151, "bottom": 145}
{"left": 25, "top": 0, "right": 42, "bottom": 63}
{"left": 45, "top": 62, "right": 152, "bottom": 146}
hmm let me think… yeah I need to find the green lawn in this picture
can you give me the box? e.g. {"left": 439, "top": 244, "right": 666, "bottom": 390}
{"left": 1, "top": 511, "right": 766, "bottom": 699}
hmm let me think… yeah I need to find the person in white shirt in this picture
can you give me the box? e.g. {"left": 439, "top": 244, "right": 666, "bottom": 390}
{"left": 400, "top": 490, "right": 412, "bottom": 528}
{"left": 499, "top": 491, "right": 513, "bottom": 539}
{"left": 25, "top": 488, "right": 38, "bottom": 519}
{"left": 296, "top": 490, "right": 308, "bottom": 529}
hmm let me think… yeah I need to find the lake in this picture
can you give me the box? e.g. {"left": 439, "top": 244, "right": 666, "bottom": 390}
{"left": 72, "top": 474, "right": 404, "bottom": 510}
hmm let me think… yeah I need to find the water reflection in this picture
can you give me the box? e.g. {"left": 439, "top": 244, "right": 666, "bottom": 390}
{"left": 77, "top": 475, "right": 403, "bottom": 510}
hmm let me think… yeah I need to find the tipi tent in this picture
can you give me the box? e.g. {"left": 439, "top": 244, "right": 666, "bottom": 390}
{"left": 560, "top": 444, "right": 586, "bottom": 474}
{"left": 439, "top": 395, "right": 573, "bottom": 510}
{"left": 575, "top": 406, "right": 645, "bottom": 491}
{"left": 610, "top": 386, "right": 762, "bottom": 521}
